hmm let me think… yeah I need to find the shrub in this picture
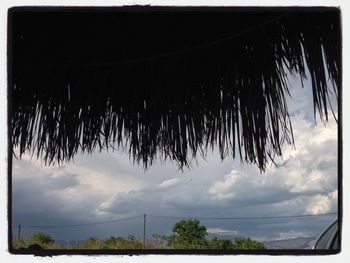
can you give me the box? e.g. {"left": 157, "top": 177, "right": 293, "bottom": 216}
{"left": 208, "top": 237, "right": 235, "bottom": 249}
{"left": 233, "top": 238, "right": 266, "bottom": 249}
{"left": 29, "top": 232, "right": 54, "bottom": 248}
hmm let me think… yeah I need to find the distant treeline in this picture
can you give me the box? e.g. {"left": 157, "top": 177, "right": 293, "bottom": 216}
{"left": 12, "top": 219, "right": 265, "bottom": 250}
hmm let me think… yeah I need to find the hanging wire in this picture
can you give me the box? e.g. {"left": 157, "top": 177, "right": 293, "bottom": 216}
{"left": 22, "top": 214, "right": 143, "bottom": 229}
{"left": 20, "top": 212, "right": 337, "bottom": 229}
{"left": 148, "top": 212, "right": 337, "bottom": 220}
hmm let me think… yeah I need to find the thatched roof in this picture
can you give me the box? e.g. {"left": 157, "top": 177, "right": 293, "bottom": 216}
{"left": 9, "top": 7, "right": 340, "bottom": 171}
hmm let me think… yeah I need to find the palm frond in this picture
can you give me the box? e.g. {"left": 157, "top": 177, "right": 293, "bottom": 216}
{"left": 10, "top": 8, "right": 340, "bottom": 171}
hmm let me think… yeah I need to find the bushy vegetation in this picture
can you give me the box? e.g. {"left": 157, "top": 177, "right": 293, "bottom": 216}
{"left": 75, "top": 235, "right": 145, "bottom": 249}
{"left": 13, "top": 219, "right": 265, "bottom": 250}
{"left": 167, "top": 219, "right": 208, "bottom": 248}
{"left": 12, "top": 234, "right": 147, "bottom": 250}
{"left": 164, "top": 219, "right": 265, "bottom": 249}
{"left": 12, "top": 232, "right": 64, "bottom": 249}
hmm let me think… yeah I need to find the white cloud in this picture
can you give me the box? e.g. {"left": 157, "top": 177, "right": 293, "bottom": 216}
{"left": 12, "top": 151, "right": 145, "bottom": 221}
{"left": 158, "top": 177, "right": 183, "bottom": 188}
{"left": 207, "top": 227, "right": 239, "bottom": 236}
{"left": 91, "top": 112, "right": 338, "bottom": 229}
{"left": 208, "top": 114, "right": 337, "bottom": 211}
{"left": 55, "top": 164, "right": 143, "bottom": 202}
{"left": 277, "top": 231, "right": 309, "bottom": 240}
{"left": 208, "top": 171, "right": 239, "bottom": 200}
{"left": 11, "top": 83, "right": 338, "bottom": 240}
{"left": 306, "top": 190, "right": 338, "bottom": 215}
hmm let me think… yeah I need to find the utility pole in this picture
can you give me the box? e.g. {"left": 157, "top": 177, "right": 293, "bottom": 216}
{"left": 143, "top": 213, "right": 146, "bottom": 249}
{"left": 18, "top": 224, "right": 21, "bottom": 239}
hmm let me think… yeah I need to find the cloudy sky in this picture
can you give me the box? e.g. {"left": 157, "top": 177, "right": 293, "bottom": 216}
{"left": 11, "top": 77, "right": 338, "bottom": 243}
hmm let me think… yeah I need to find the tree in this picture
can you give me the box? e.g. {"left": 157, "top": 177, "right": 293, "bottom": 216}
{"left": 29, "top": 232, "right": 54, "bottom": 247}
{"left": 167, "top": 219, "right": 208, "bottom": 248}
{"left": 166, "top": 219, "right": 266, "bottom": 249}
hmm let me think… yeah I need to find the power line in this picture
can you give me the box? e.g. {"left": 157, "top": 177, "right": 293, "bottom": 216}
{"left": 22, "top": 214, "right": 143, "bottom": 229}
{"left": 148, "top": 212, "right": 338, "bottom": 220}
{"left": 20, "top": 211, "right": 337, "bottom": 229}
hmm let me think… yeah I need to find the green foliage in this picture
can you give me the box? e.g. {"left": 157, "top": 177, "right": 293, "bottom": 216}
{"left": 127, "top": 234, "right": 136, "bottom": 241}
{"left": 233, "top": 238, "right": 266, "bottom": 249}
{"left": 80, "top": 236, "right": 105, "bottom": 249}
{"left": 208, "top": 237, "right": 235, "bottom": 249}
{"left": 29, "top": 232, "right": 55, "bottom": 248}
{"left": 12, "top": 222, "right": 266, "bottom": 250}
{"left": 105, "top": 236, "right": 118, "bottom": 248}
{"left": 12, "top": 233, "right": 64, "bottom": 249}
{"left": 167, "top": 219, "right": 208, "bottom": 248}
{"left": 102, "top": 235, "right": 143, "bottom": 249}
{"left": 152, "top": 233, "right": 168, "bottom": 248}
{"left": 12, "top": 237, "right": 26, "bottom": 249}
{"left": 206, "top": 237, "right": 265, "bottom": 249}
{"left": 76, "top": 235, "right": 144, "bottom": 249}
{"left": 165, "top": 219, "right": 265, "bottom": 250}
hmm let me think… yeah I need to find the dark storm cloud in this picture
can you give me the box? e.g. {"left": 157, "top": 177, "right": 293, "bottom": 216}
{"left": 11, "top": 81, "right": 338, "bottom": 241}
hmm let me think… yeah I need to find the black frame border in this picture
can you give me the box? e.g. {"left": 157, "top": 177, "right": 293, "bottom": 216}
{"left": 7, "top": 5, "right": 342, "bottom": 256}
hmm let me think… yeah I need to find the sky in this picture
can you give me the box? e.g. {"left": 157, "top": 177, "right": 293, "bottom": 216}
{"left": 11, "top": 76, "right": 338, "bottom": 243}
